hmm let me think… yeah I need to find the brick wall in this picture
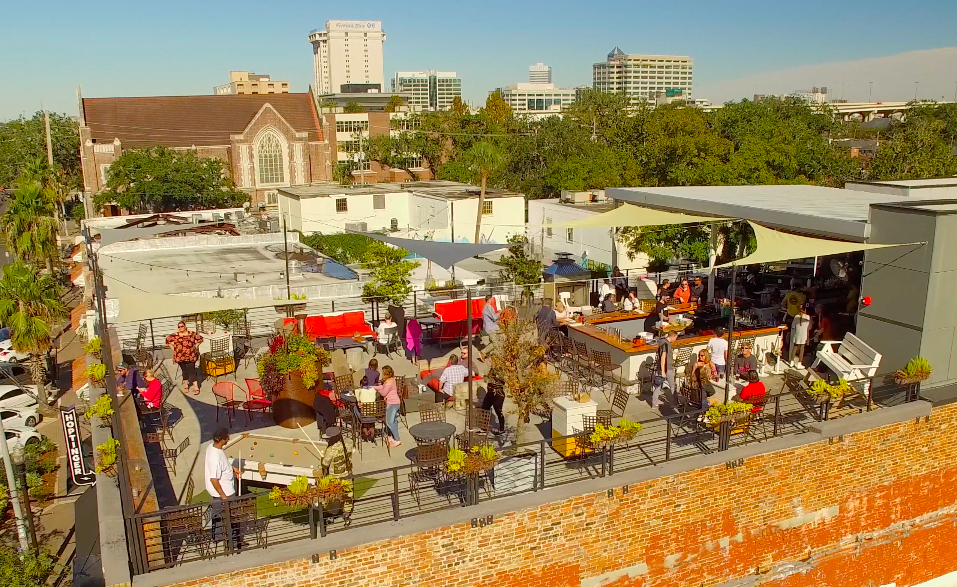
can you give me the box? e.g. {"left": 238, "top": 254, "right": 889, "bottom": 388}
{"left": 150, "top": 403, "right": 957, "bottom": 587}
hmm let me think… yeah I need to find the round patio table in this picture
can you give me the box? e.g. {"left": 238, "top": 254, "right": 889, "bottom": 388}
{"left": 409, "top": 421, "right": 456, "bottom": 444}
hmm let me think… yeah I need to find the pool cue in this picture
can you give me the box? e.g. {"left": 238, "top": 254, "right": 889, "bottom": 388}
{"left": 296, "top": 423, "right": 325, "bottom": 460}
{"left": 238, "top": 448, "right": 242, "bottom": 495}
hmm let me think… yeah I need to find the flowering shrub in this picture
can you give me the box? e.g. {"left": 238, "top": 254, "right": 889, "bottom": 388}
{"left": 257, "top": 334, "right": 330, "bottom": 394}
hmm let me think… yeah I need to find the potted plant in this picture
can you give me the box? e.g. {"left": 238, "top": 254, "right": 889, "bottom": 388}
{"left": 704, "top": 401, "right": 753, "bottom": 432}
{"left": 95, "top": 438, "right": 120, "bottom": 477}
{"left": 268, "top": 475, "right": 317, "bottom": 508}
{"left": 445, "top": 445, "right": 500, "bottom": 477}
{"left": 274, "top": 293, "right": 308, "bottom": 314}
{"left": 84, "top": 337, "right": 102, "bottom": 360}
{"left": 894, "top": 357, "right": 932, "bottom": 386}
{"left": 85, "top": 362, "right": 107, "bottom": 387}
{"left": 85, "top": 395, "right": 114, "bottom": 427}
{"left": 616, "top": 418, "right": 642, "bottom": 444}
{"left": 257, "top": 334, "right": 330, "bottom": 428}
{"left": 807, "top": 379, "right": 851, "bottom": 404}
{"left": 314, "top": 476, "right": 353, "bottom": 509}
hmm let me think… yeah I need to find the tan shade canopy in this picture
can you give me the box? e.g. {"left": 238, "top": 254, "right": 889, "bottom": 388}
{"left": 712, "top": 221, "right": 912, "bottom": 268}
{"left": 104, "top": 278, "right": 296, "bottom": 323}
{"left": 553, "top": 203, "right": 726, "bottom": 229}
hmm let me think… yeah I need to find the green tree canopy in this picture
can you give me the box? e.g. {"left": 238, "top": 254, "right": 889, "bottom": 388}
{"left": 95, "top": 147, "right": 248, "bottom": 213}
{"left": 360, "top": 241, "right": 416, "bottom": 304}
{"left": 497, "top": 235, "right": 543, "bottom": 285}
{"left": 344, "top": 102, "right": 364, "bottom": 113}
{"left": 0, "top": 111, "right": 80, "bottom": 189}
{"left": 384, "top": 95, "right": 404, "bottom": 113}
{"left": 869, "top": 115, "right": 957, "bottom": 180}
{"left": 0, "top": 182, "right": 59, "bottom": 269}
{"left": 300, "top": 232, "right": 377, "bottom": 265}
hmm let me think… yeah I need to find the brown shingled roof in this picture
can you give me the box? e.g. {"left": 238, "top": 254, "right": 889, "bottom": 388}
{"left": 82, "top": 94, "right": 322, "bottom": 147}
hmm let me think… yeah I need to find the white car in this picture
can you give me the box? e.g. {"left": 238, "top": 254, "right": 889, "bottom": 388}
{"left": 2, "top": 427, "right": 41, "bottom": 451}
{"left": 0, "top": 340, "right": 28, "bottom": 364}
{"left": 0, "top": 406, "right": 40, "bottom": 429}
{"left": 0, "top": 385, "right": 38, "bottom": 409}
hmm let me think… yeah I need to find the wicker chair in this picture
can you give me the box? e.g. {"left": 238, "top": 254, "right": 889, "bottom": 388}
{"left": 456, "top": 408, "right": 492, "bottom": 450}
{"left": 597, "top": 387, "right": 630, "bottom": 422}
{"left": 359, "top": 398, "right": 390, "bottom": 456}
{"left": 419, "top": 405, "right": 445, "bottom": 424}
{"left": 164, "top": 505, "right": 211, "bottom": 562}
{"left": 590, "top": 349, "right": 622, "bottom": 401}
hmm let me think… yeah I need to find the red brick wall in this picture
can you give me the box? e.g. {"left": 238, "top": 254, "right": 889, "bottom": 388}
{"left": 157, "top": 403, "right": 957, "bottom": 587}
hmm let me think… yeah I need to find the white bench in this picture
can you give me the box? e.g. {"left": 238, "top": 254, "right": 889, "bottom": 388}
{"left": 811, "top": 333, "right": 881, "bottom": 394}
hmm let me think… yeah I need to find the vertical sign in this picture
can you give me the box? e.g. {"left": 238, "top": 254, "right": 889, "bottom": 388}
{"left": 61, "top": 406, "right": 96, "bottom": 486}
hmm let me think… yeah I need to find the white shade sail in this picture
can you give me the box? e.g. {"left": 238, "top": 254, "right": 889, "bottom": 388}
{"left": 552, "top": 203, "right": 727, "bottom": 229}
{"left": 104, "top": 278, "right": 296, "bottom": 323}
{"left": 712, "top": 221, "right": 915, "bottom": 268}
{"left": 359, "top": 233, "right": 508, "bottom": 270}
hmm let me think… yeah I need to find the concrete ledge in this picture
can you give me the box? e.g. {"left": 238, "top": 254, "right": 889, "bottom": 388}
{"left": 809, "top": 400, "right": 932, "bottom": 437}
{"left": 132, "top": 401, "right": 933, "bottom": 587}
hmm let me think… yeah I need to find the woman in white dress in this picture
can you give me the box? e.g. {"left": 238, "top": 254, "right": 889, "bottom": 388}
{"left": 790, "top": 304, "right": 812, "bottom": 366}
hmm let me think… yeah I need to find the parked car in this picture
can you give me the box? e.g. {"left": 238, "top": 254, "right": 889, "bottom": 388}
{"left": 3, "top": 427, "right": 41, "bottom": 450}
{"left": 0, "top": 406, "right": 40, "bottom": 428}
{"left": 0, "top": 385, "right": 38, "bottom": 409}
{"left": 0, "top": 362, "right": 32, "bottom": 386}
{"left": 0, "top": 340, "right": 28, "bottom": 363}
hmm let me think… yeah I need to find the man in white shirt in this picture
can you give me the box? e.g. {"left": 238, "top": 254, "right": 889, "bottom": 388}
{"left": 206, "top": 428, "right": 241, "bottom": 546}
{"left": 437, "top": 355, "right": 469, "bottom": 404}
{"left": 707, "top": 328, "right": 729, "bottom": 377}
{"left": 623, "top": 291, "right": 640, "bottom": 312}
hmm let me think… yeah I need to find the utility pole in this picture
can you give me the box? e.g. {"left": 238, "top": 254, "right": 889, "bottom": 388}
{"left": 914, "top": 82, "right": 919, "bottom": 101}
{"left": 450, "top": 201, "right": 456, "bottom": 286}
{"left": 0, "top": 407, "right": 31, "bottom": 551}
{"left": 869, "top": 82, "right": 873, "bottom": 102}
{"left": 44, "top": 110, "right": 54, "bottom": 165}
{"left": 282, "top": 213, "right": 292, "bottom": 316}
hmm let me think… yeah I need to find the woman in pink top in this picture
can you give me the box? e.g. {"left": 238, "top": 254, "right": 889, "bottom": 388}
{"left": 374, "top": 365, "right": 401, "bottom": 448}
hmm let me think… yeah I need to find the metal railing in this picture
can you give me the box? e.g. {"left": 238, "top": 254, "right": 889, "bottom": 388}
{"left": 125, "top": 371, "right": 912, "bottom": 575}
{"left": 114, "top": 282, "right": 546, "bottom": 351}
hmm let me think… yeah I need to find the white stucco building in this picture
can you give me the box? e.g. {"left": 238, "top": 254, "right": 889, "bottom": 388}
{"left": 309, "top": 20, "right": 386, "bottom": 95}
{"left": 593, "top": 48, "right": 693, "bottom": 105}
{"left": 277, "top": 180, "right": 526, "bottom": 244}
{"left": 529, "top": 63, "right": 552, "bottom": 84}
{"left": 528, "top": 191, "right": 648, "bottom": 272}
{"left": 495, "top": 83, "right": 576, "bottom": 117}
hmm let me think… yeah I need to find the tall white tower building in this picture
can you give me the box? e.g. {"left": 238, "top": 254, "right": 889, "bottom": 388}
{"left": 529, "top": 62, "right": 552, "bottom": 84}
{"left": 309, "top": 20, "right": 386, "bottom": 95}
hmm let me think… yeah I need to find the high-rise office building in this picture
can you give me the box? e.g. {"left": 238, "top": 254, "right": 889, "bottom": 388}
{"left": 392, "top": 71, "right": 461, "bottom": 111}
{"left": 593, "top": 48, "right": 693, "bottom": 105}
{"left": 309, "top": 20, "right": 386, "bottom": 95}
{"left": 529, "top": 63, "right": 552, "bottom": 84}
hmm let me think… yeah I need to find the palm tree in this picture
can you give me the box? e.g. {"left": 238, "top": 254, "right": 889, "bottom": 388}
{"left": 19, "top": 157, "right": 69, "bottom": 236}
{"left": 0, "top": 182, "right": 59, "bottom": 271}
{"left": 465, "top": 141, "right": 504, "bottom": 243}
{"left": 0, "top": 262, "right": 66, "bottom": 409}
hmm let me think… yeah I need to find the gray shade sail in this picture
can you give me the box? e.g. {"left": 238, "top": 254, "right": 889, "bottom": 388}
{"left": 359, "top": 233, "right": 508, "bottom": 270}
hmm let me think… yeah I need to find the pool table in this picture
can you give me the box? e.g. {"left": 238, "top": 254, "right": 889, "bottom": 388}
{"left": 224, "top": 432, "right": 328, "bottom": 487}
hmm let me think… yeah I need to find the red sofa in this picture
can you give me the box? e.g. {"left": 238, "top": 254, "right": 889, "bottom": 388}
{"left": 283, "top": 311, "right": 374, "bottom": 341}
{"left": 434, "top": 298, "right": 496, "bottom": 322}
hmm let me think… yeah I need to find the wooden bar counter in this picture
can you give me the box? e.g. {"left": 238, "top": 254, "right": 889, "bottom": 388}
{"left": 565, "top": 307, "right": 785, "bottom": 388}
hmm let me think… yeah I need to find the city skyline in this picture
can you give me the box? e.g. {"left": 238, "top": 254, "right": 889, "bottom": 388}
{"left": 3, "top": 0, "right": 957, "bottom": 118}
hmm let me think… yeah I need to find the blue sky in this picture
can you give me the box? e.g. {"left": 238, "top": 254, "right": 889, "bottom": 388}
{"left": 2, "top": 0, "right": 957, "bottom": 119}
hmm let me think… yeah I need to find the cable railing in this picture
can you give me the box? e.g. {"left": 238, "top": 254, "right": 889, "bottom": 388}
{"left": 113, "top": 282, "right": 546, "bottom": 351}
{"left": 125, "top": 372, "right": 912, "bottom": 575}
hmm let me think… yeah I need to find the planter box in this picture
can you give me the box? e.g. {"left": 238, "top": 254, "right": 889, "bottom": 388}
{"left": 273, "top": 371, "right": 317, "bottom": 429}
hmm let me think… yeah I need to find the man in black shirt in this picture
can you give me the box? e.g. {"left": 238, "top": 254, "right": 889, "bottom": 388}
{"left": 691, "top": 276, "right": 706, "bottom": 302}
{"left": 536, "top": 298, "right": 560, "bottom": 345}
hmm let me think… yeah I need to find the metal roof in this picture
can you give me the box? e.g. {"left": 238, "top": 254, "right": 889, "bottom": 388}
{"left": 607, "top": 185, "right": 907, "bottom": 242}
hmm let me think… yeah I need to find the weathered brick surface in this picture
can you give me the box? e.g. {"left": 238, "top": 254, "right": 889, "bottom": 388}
{"left": 159, "top": 404, "right": 957, "bottom": 587}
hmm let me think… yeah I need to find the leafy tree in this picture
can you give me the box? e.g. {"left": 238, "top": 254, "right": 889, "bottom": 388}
{"left": 486, "top": 314, "right": 559, "bottom": 444}
{"left": 344, "top": 102, "right": 364, "bottom": 113}
{"left": 300, "top": 232, "right": 375, "bottom": 265}
{"left": 0, "top": 111, "right": 80, "bottom": 189}
{"left": 360, "top": 241, "right": 416, "bottom": 304}
{"left": 18, "top": 157, "right": 71, "bottom": 234}
{"left": 384, "top": 95, "right": 404, "bottom": 113}
{"left": 482, "top": 91, "right": 512, "bottom": 128}
{"left": 449, "top": 96, "right": 469, "bottom": 117}
{"left": 332, "top": 160, "right": 356, "bottom": 185}
{"left": 0, "top": 262, "right": 66, "bottom": 409}
{"left": 0, "top": 183, "right": 59, "bottom": 271}
{"left": 497, "top": 235, "right": 543, "bottom": 285}
{"left": 619, "top": 224, "right": 712, "bottom": 267}
{"left": 95, "top": 147, "right": 247, "bottom": 212}
{"left": 365, "top": 131, "right": 428, "bottom": 180}
{"left": 870, "top": 116, "right": 957, "bottom": 180}
{"left": 0, "top": 545, "right": 55, "bottom": 587}
{"left": 463, "top": 141, "right": 504, "bottom": 243}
